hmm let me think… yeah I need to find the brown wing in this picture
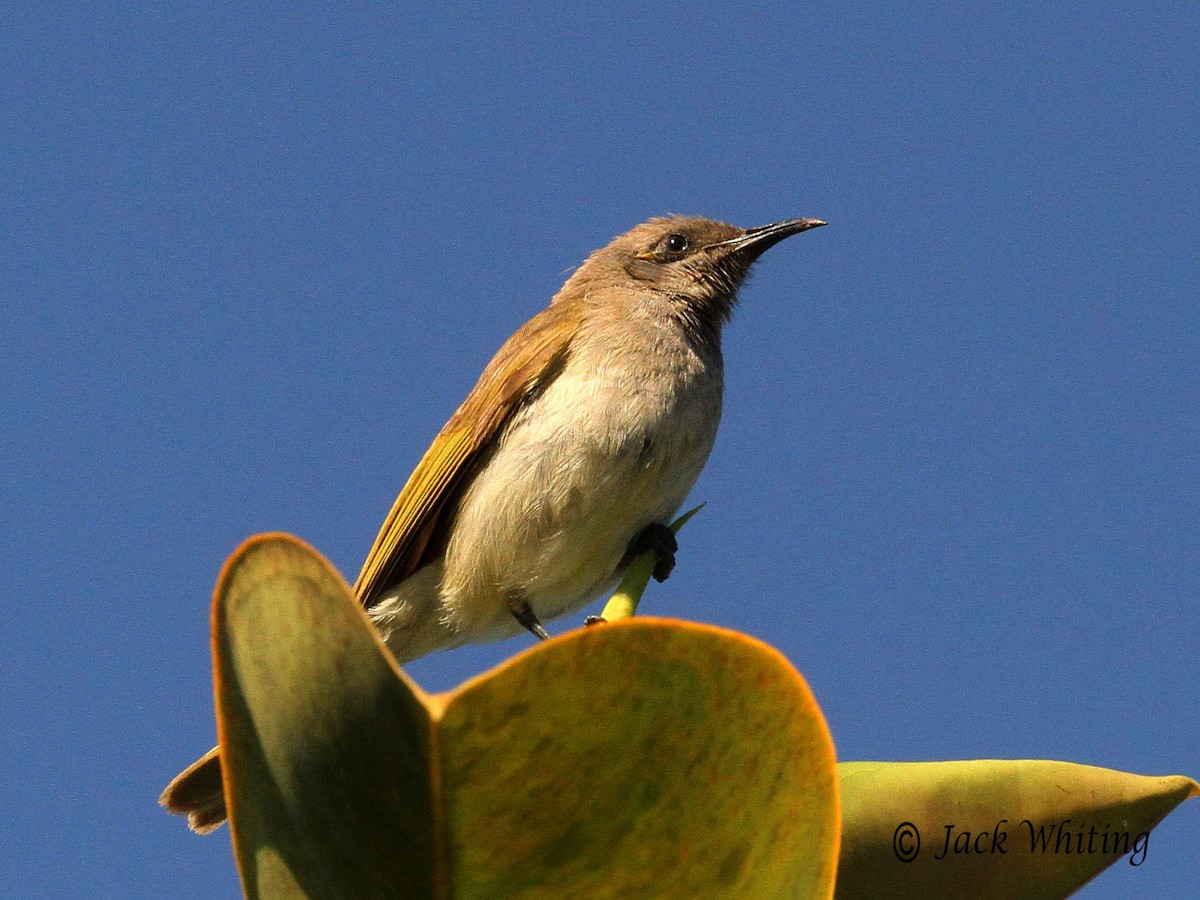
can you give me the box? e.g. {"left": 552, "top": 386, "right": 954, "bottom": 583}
{"left": 353, "top": 300, "right": 578, "bottom": 608}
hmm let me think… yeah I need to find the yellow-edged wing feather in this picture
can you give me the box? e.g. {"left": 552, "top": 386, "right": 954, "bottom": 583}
{"left": 353, "top": 300, "right": 578, "bottom": 607}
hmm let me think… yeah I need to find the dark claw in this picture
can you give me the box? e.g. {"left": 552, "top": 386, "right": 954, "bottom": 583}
{"left": 629, "top": 522, "right": 678, "bottom": 583}
{"left": 584, "top": 615, "right": 607, "bottom": 627}
{"left": 508, "top": 594, "right": 551, "bottom": 641}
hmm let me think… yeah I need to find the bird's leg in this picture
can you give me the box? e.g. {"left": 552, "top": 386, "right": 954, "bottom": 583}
{"left": 628, "top": 522, "right": 678, "bottom": 583}
{"left": 507, "top": 591, "right": 551, "bottom": 641}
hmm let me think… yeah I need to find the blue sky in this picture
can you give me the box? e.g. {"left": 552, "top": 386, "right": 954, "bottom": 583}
{"left": 2, "top": 4, "right": 1196, "bottom": 897}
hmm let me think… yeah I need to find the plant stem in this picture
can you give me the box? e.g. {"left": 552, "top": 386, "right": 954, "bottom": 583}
{"left": 600, "top": 504, "right": 705, "bottom": 622}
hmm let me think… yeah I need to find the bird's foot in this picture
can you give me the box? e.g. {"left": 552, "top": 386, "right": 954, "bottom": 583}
{"left": 507, "top": 593, "right": 551, "bottom": 641}
{"left": 629, "top": 522, "right": 678, "bottom": 582}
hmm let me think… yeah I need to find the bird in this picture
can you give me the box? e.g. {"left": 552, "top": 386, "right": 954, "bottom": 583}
{"left": 161, "top": 213, "right": 826, "bottom": 832}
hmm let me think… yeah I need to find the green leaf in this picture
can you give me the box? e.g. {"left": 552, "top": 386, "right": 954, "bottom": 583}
{"left": 440, "top": 617, "right": 840, "bottom": 898}
{"left": 214, "top": 533, "right": 439, "bottom": 898}
{"left": 836, "top": 759, "right": 1199, "bottom": 899}
{"left": 213, "top": 534, "right": 839, "bottom": 899}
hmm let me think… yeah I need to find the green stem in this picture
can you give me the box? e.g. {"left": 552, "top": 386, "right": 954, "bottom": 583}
{"left": 600, "top": 504, "right": 705, "bottom": 622}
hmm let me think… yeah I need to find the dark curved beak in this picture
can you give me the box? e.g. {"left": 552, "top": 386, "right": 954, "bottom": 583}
{"left": 708, "top": 217, "right": 827, "bottom": 260}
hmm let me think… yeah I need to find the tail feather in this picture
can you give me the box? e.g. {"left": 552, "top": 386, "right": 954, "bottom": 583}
{"left": 160, "top": 746, "right": 226, "bottom": 834}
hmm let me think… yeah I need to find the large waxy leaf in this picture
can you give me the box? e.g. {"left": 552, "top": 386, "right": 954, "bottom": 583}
{"left": 439, "top": 618, "right": 839, "bottom": 898}
{"left": 214, "top": 534, "right": 436, "bottom": 899}
{"left": 213, "top": 534, "right": 840, "bottom": 899}
{"left": 835, "top": 759, "right": 1199, "bottom": 899}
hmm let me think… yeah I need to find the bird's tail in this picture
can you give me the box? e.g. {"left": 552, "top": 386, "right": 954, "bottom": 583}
{"left": 160, "top": 746, "right": 226, "bottom": 834}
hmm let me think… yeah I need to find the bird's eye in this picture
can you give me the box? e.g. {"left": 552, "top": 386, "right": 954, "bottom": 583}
{"left": 663, "top": 233, "right": 689, "bottom": 254}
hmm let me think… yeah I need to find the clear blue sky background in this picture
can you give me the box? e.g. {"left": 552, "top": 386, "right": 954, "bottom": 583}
{"left": 2, "top": 4, "right": 1196, "bottom": 897}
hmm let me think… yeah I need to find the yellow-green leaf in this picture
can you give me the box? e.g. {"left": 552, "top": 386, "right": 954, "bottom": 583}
{"left": 214, "top": 533, "right": 438, "bottom": 899}
{"left": 212, "top": 534, "right": 840, "bottom": 899}
{"left": 836, "top": 759, "right": 1199, "bottom": 899}
{"left": 439, "top": 617, "right": 840, "bottom": 899}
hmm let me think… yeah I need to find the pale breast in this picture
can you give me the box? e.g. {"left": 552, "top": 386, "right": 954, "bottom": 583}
{"left": 439, "top": 321, "right": 723, "bottom": 636}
